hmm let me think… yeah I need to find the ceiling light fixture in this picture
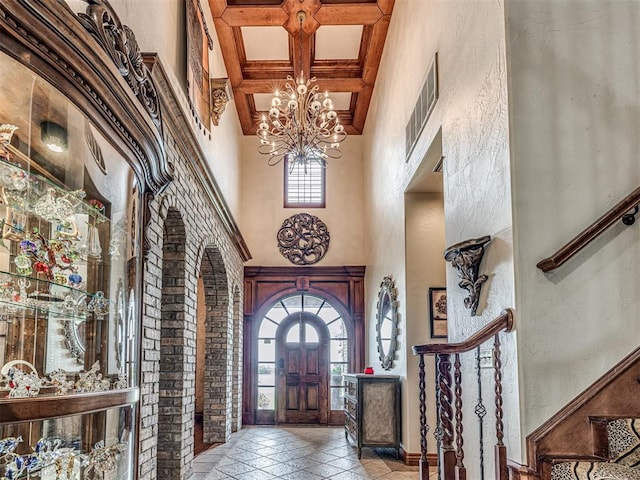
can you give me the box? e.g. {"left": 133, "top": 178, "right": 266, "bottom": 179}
{"left": 40, "top": 121, "right": 68, "bottom": 153}
{"left": 256, "top": 10, "right": 346, "bottom": 174}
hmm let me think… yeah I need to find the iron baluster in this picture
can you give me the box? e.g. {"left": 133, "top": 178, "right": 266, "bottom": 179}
{"left": 475, "top": 346, "right": 486, "bottom": 480}
{"left": 418, "top": 353, "right": 430, "bottom": 480}
{"left": 494, "top": 333, "right": 508, "bottom": 480}
{"left": 454, "top": 353, "right": 466, "bottom": 480}
{"left": 437, "top": 354, "right": 455, "bottom": 479}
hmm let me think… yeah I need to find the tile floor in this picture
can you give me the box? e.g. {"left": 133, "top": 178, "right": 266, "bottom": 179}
{"left": 192, "top": 426, "right": 437, "bottom": 480}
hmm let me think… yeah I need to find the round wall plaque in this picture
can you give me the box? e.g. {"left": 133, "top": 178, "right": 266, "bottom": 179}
{"left": 277, "top": 213, "right": 330, "bottom": 265}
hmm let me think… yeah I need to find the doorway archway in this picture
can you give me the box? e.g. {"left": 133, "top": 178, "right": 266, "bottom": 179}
{"left": 255, "top": 293, "right": 351, "bottom": 425}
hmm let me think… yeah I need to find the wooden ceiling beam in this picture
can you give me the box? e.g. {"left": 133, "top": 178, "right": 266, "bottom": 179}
{"left": 351, "top": 85, "right": 372, "bottom": 133}
{"left": 376, "top": 0, "right": 395, "bottom": 15}
{"left": 242, "top": 61, "right": 294, "bottom": 80}
{"left": 234, "top": 93, "right": 258, "bottom": 135}
{"left": 235, "top": 77, "right": 366, "bottom": 94}
{"left": 362, "top": 15, "right": 390, "bottom": 85}
{"left": 314, "top": 4, "right": 382, "bottom": 25}
{"left": 213, "top": 18, "right": 245, "bottom": 86}
{"left": 208, "top": 0, "right": 228, "bottom": 18}
{"left": 311, "top": 60, "right": 362, "bottom": 79}
{"left": 219, "top": 6, "right": 289, "bottom": 26}
{"left": 208, "top": 0, "right": 395, "bottom": 135}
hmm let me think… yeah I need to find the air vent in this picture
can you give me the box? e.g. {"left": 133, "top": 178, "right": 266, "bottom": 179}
{"left": 406, "top": 53, "right": 438, "bottom": 161}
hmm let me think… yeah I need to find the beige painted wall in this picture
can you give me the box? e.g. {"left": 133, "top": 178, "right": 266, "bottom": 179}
{"left": 67, "top": 0, "right": 244, "bottom": 219}
{"left": 241, "top": 135, "right": 366, "bottom": 266}
{"left": 403, "top": 193, "right": 446, "bottom": 454}
{"left": 362, "top": 0, "right": 520, "bottom": 465}
{"left": 506, "top": 0, "right": 640, "bottom": 448}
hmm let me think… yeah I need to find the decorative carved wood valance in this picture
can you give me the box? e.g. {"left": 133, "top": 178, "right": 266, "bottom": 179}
{"left": 77, "top": 0, "right": 162, "bottom": 130}
{"left": 0, "top": 0, "right": 172, "bottom": 195}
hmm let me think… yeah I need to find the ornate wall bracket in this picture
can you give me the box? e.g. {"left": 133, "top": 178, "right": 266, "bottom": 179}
{"left": 210, "top": 78, "right": 232, "bottom": 127}
{"left": 444, "top": 235, "right": 491, "bottom": 316}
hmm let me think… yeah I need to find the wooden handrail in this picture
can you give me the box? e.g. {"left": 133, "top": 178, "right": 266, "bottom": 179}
{"left": 412, "top": 308, "right": 514, "bottom": 356}
{"left": 537, "top": 186, "right": 640, "bottom": 272}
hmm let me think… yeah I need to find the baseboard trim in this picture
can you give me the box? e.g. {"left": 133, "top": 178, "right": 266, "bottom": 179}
{"left": 400, "top": 448, "right": 437, "bottom": 467}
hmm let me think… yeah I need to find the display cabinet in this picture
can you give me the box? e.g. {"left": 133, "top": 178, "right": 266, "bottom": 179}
{"left": 0, "top": 45, "right": 141, "bottom": 479}
{"left": 343, "top": 374, "right": 401, "bottom": 459}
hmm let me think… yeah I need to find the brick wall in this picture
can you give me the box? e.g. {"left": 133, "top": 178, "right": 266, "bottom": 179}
{"left": 138, "top": 134, "right": 245, "bottom": 480}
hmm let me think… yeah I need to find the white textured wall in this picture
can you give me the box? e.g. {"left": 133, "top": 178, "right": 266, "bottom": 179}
{"left": 506, "top": 0, "right": 640, "bottom": 445}
{"left": 363, "top": 0, "right": 520, "bottom": 463}
{"left": 241, "top": 136, "right": 366, "bottom": 266}
{"left": 67, "top": 0, "right": 244, "bottom": 219}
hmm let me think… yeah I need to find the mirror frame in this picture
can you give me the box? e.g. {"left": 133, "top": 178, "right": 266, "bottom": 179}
{"left": 375, "top": 275, "right": 399, "bottom": 370}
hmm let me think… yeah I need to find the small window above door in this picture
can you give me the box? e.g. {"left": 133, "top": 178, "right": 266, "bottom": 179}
{"left": 284, "top": 159, "right": 326, "bottom": 208}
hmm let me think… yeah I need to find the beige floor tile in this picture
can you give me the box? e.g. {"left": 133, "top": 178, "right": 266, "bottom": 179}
{"left": 195, "top": 426, "right": 422, "bottom": 480}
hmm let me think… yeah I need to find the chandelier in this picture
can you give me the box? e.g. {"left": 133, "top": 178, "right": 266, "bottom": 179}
{"left": 256, "top": 11, "right": 347, "bottom": 173}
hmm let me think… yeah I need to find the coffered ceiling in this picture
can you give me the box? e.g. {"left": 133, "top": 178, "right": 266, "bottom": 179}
{"left": 208, "top": 0, "right": 395, "bottom": 135}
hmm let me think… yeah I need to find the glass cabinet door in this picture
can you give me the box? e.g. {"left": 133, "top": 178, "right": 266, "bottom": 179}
{"left": 0, "top": 48, "right": 140, "bottom": 480}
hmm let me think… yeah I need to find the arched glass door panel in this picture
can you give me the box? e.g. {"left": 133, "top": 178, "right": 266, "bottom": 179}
{"left": 256, "top": 293, "right": 350, "bottom": 417}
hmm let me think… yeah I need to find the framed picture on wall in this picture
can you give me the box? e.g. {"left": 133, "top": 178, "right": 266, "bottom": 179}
{"left": 429, "top": 287, "right": 447, "bottom": 338}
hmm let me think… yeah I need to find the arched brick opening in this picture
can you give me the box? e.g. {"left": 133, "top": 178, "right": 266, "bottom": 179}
{"left": 158, "top": 207, "right": 189, "bottom": 478}
{"left": 199, "top": 245, "right": 231, "bottom": 443}
{"left": 231, "top": 285, "right": 242, "bottom": 432}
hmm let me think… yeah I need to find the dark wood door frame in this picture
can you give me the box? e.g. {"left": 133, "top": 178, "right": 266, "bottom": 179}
{"left": 243, "top": 266, "right": 365, "bottom": 425}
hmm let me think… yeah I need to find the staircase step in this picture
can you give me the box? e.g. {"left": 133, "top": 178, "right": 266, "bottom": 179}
{"left": 552, "top": 461, "right": 640, "bottom": 479}
{"left": 606, "top": 418, "right": 640, "bottom": 467}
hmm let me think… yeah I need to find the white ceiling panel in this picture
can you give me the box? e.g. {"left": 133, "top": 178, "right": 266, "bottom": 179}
{"left": 315, "top": 25, "right": 363, "bottom": 60}
{"left": 253, "top": 93, "right": 275, "bottom": 112}
{"left": 242, "top": 26, "right": 289, "bottom": 61}
{"left": 326, "top": 92, "right": 352, "bottom": 111}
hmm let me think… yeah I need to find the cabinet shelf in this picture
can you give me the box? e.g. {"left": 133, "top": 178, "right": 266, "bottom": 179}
{"left": 1, "top": 148, "right": 115, "bottom": 226}
{"left": 0, "top": 270, "right": 113, "bottom": 320}
{"left": 0, "top": 387, "right": 139, "bottom": 424}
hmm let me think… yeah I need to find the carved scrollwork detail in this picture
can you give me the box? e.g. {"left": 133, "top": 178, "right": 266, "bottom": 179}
{"left": 277, "top": 213, "right": 330, "bottom": 265}
{"left": 444, "top": 235, "right": 491, "bottom": 316}
{"left": 210, "top": 78, "right": 232, "bottom": 127}
{"left": 78, "top": 0, "right": 162, "bottom": 129}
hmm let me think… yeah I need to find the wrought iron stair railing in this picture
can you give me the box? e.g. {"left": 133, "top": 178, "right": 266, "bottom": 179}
{"left": 412, "top": 308, "right": 515, "bottom": 480}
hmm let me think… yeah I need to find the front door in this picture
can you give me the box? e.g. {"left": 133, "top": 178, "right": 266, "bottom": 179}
{"left": 276, "top": 313, "right": 329, "bottom": 424}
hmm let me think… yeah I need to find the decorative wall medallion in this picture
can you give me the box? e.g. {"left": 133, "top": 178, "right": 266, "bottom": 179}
{"left": 444, "top": 235, "right": 491, "bottom": 316}
{"left": 277, "top": 213, "right": 330, "bottom": 265}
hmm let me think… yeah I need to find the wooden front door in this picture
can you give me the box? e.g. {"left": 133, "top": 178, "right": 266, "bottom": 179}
{"left": 276, "top": 313, "right": 329, "bottom": 424}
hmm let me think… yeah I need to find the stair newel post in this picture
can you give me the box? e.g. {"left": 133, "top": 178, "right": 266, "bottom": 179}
{"left": 437, "top": 353, "right": 456, "bottom": 480}
{"left": 454, "top": 353, "right": 466, "bottom": 480}
{"left": 418, "top": 353, "right": 430, "bottom": 480}
{"left": 493, "top": 333, "right": 508, "bottom": 480}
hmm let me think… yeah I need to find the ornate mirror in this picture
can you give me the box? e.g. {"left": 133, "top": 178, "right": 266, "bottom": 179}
{"left": 376, "top": 275, "right": 399, "bottom": 370}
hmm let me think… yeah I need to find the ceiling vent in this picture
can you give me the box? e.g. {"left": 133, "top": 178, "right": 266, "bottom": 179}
{"left": 406, "top": 53, "right": 438, "bottom": 161}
